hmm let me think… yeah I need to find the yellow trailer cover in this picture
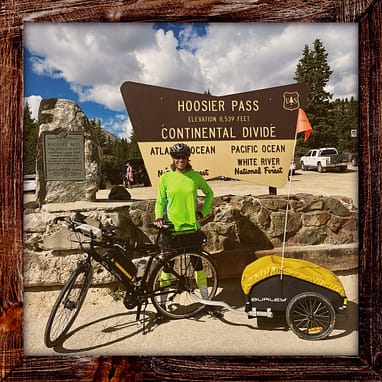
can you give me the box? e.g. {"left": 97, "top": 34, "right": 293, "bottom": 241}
{"left": 241, "top": 255, "right": 346, "bottom": 297}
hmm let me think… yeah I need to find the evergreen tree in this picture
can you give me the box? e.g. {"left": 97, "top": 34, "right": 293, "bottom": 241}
{"left": 330, "top": 97, "right": 358, "bottom": 153}
{"left": 89, "top": 116, "right": 146, "bottom": 186}
{"left": 90, "top": 118, "right": 107, "bottom": 147}
{"left": 127, "top": 130, "right": 142, "bottom": 159}
{"left": 294, "top": 39, "right": 334, "bottom": 154}
{"left": 23, "top": 102, "right": 38, "bottom": 174}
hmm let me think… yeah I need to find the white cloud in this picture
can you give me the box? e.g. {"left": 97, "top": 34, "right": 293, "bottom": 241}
{"left": 135, "top": 29, "right": 204, "bottom": 91}
{"left": 25, "top": 23, "right": 358, "bottom": 134}
{"left": 190, "top": 23, "right": 358, "bottom": 98}
{"left": 24, "top": 95, "right": 42, "bottom": 120}
{"left": 25, "top": 23, "right": 156, "bottom": 111}
{"left": 102, "top": 114, "right": 133, "bottom": 140}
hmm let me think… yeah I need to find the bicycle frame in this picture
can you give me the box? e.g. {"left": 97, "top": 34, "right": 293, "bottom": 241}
{"left": 67, "top": 219, "right": 195, "bottom": 326}
{"left": 74, "top": 233, "right": 157, "bottom": 323}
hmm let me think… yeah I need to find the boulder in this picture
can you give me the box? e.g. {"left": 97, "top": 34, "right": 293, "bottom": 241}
{"left": 36, "top": 98, "right": 102, "bottom": 205}
{"left": 108, "top": 186, "right": 131, "bottom": 200}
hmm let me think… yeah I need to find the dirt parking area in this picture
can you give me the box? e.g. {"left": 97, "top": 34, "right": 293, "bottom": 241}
{"left": 207, "top": 165, "right": 358, "bottom": 206}
{"left": 92, "top": 164, "right": 359, "bottom": 206}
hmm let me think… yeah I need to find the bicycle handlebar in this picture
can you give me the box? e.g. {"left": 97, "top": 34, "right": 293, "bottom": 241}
{"left": 147, "top": 222, "right": 174, "bottom": 230}
{"left": 53, "top": 215, "right": 103, "bottom": 241}
{"left": 54, "top": 214, "right": 173, "bottom": 246}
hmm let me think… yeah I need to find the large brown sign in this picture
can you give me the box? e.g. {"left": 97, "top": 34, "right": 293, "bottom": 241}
{"left": 120, "top": 82, "right": 308, "bottom": 188}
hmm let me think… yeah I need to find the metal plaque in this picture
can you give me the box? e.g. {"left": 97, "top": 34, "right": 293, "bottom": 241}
{"left": 44, "top": 133, "right": 85, "bottom": 181}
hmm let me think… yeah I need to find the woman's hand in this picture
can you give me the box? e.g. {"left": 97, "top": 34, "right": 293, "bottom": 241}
{"left": 153, "top": 218, "right": 164, "bottom": 228}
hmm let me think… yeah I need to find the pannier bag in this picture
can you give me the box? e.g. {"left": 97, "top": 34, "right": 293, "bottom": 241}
{"left": 164, "top": 229, "right": 207, "bottom": 250}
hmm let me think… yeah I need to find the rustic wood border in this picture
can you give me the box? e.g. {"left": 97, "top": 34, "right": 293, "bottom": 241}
{"left": 1, "top": 1, "right": 381, "bottom": 380}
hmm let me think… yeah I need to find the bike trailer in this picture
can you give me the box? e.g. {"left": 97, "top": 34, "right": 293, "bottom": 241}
{"left": 242, "top": 255, "right": 347, "bottom": 312}
{"left": 241, "top": 255, "right": 348, "bottom": 340}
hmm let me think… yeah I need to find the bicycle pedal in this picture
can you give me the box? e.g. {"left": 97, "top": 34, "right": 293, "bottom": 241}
{"left": 204, "top": 307, "right": 224, "bottom": 318}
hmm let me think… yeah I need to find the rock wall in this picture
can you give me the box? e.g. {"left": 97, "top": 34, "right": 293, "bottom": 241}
{"left": 203, "top": 193, "right": 357, "bottom": 252}
{"left": 24, "top": 193, "right": 358, "bottom": 288}
{"left": 36, "top": 98, "right": 102, "bottom": 205}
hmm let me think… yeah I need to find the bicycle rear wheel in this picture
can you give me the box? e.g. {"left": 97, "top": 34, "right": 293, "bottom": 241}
{"left": 150, "top": 251, "right": 218, "bottom": 319}
{"left": 44, "top": 263, "right": 93, "bottom": 347}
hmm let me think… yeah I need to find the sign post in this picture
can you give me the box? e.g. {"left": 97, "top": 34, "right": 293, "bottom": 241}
{"left": 121, "top": 82, "right": 308, "bottom": 188}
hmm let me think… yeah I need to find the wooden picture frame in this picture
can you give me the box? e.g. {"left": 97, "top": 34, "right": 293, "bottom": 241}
{"left": 1, "top": 1, "right": 381, "bottom": 379}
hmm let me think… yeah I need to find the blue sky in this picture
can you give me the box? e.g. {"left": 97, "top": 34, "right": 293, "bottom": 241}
{"left": 24, "top": 49, "right": 118, "bottom": 124}
{"left": 24, "top": 23, "right": 358, "bottom": 140}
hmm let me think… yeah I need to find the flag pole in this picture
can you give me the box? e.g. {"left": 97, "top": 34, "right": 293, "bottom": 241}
{"left": 279, "top": 108, "right": 313, "bottom": 278}
{"left": 280, "top": 122, "right": 300, "bottom": 279}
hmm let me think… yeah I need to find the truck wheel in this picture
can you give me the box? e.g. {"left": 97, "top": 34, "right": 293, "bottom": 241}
{"left": 317, "top": 162, "right": 325, "bottom": 173}
{"left": 301, "top": 162, "right": 306, "bottom": 171}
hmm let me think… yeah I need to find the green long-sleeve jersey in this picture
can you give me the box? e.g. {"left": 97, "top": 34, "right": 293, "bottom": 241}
{"left": 155, "top": 170, "right": 214, "bottom": 232}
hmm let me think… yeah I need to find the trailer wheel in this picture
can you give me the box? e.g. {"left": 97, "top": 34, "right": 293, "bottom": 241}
{"left": 286, "top": 292, "right": 335, "bottom": 340}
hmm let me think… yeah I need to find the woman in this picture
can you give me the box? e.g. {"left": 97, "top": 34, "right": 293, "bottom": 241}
{"left": 124, "top": 161, "right": 133, "bottom": 188}
{"left": 154, "top": 143, "right": 221, "bottom": 319}
{"left": 154, "top": 143, "right": 213, "bottom": 231}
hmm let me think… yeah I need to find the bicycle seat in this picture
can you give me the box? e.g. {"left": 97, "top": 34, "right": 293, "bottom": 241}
{"left": 74, "top": 212, "right": 87, "bottom": 223}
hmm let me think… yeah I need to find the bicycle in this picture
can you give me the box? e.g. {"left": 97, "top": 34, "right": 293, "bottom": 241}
{"left": 44, "top": 212, "right": 218, "bottom": 348}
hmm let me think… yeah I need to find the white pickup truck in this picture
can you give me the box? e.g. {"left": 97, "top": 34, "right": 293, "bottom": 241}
{"left": 300, "top": 148, "right": 348, "bottom": 173}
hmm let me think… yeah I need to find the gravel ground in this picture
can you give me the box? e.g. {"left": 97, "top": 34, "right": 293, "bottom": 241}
{"left": 23, "top": 165, "right": 359, "bottom": 356}
{"left": 24, "top": 274, "right": 358, "bottom": 356}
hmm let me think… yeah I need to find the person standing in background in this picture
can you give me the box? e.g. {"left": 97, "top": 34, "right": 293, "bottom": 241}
{"left": 124, "top": 161, "right": 134, "bottom": 188}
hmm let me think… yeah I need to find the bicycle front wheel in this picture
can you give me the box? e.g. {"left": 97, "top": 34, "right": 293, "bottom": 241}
{"left": 44, "top": 263, "right": 93, "bottom": 347}
{"left": 150, "top": 251, "right": 218, "bottom": 319}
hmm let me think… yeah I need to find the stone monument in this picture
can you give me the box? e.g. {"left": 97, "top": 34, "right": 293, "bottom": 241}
{"left": 36, "top": 98, "right": 102, "bottom": 205}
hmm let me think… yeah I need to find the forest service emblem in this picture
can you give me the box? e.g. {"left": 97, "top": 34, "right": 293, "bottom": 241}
{"left": 283, "top": 91, "right": 300, "bottom": 111}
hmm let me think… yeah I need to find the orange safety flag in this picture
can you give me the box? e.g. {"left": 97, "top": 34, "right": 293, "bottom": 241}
{"left": 296, "top": 108, "right": 313, "bottom": 141}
